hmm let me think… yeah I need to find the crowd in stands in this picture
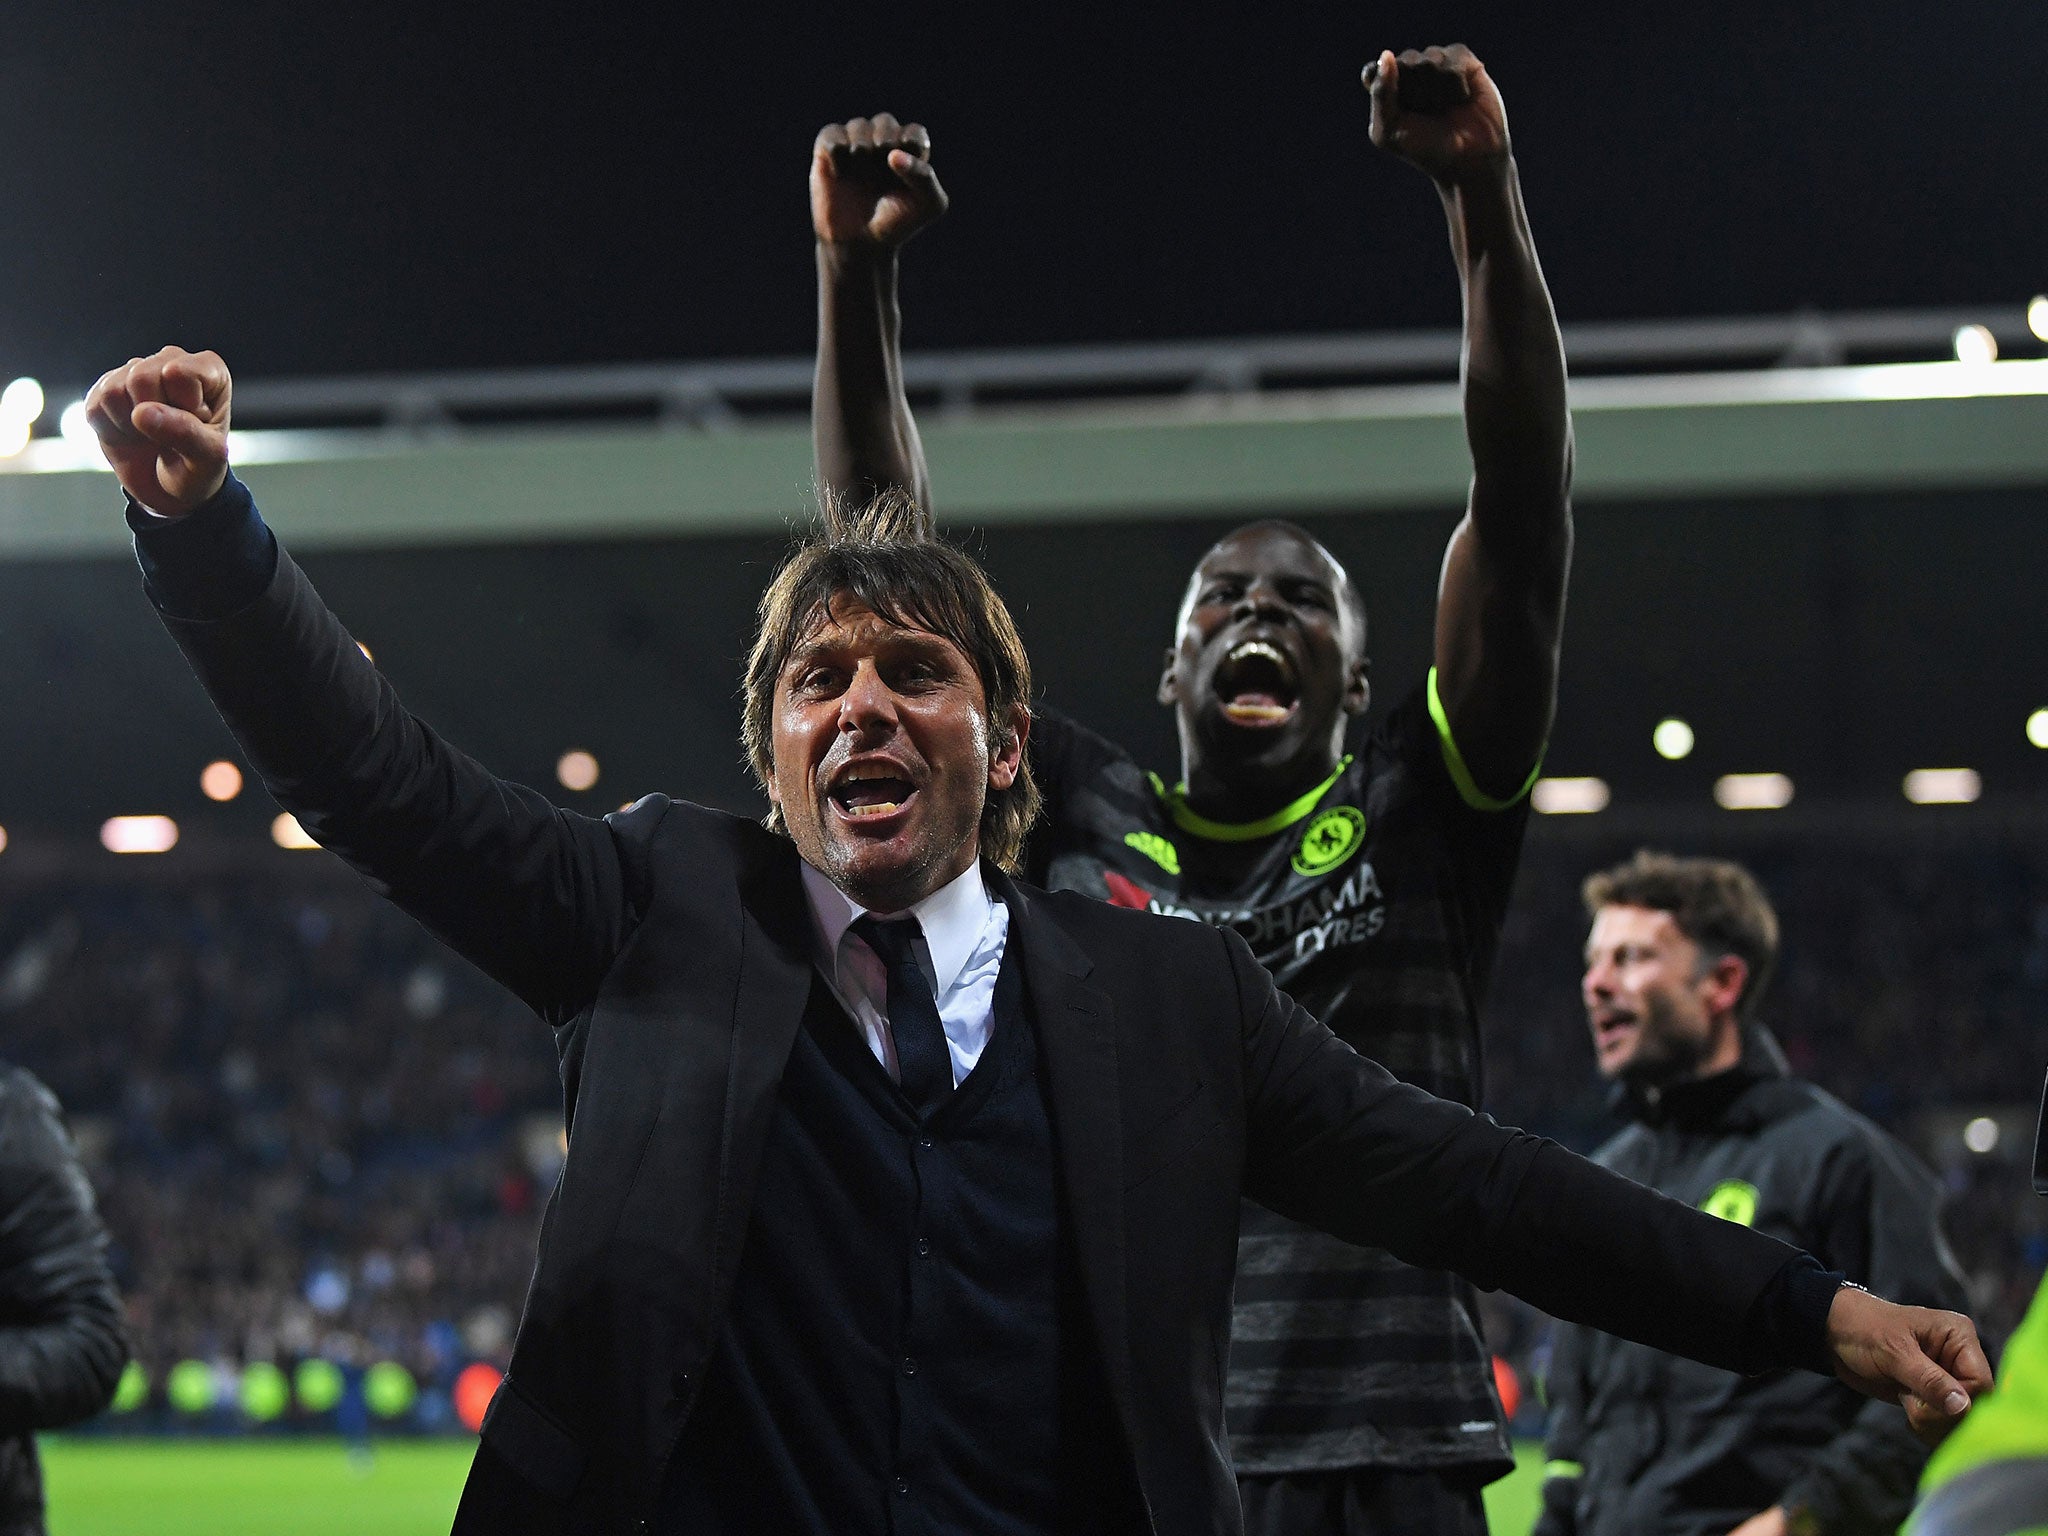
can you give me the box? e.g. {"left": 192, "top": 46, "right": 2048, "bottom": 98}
{"left": 0, "top": 874, "right": 557, "bottom": 1422}
{"left": 0, "top": 828, "right": 2040, "bottom": 1429}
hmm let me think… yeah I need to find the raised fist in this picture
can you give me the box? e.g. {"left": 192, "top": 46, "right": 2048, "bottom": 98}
{"left": 1365, "top": 45, "right": 1511, "bottom": 186}
{"left": 86, "top": 347, "right": 232, "bottom": 518}
{"left": 811, "top": 114, "right": 947, "bottom": 250}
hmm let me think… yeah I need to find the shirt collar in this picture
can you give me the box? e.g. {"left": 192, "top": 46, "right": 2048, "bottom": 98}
{"left": 798, "top": 857, "right": 996, "bottom": 995}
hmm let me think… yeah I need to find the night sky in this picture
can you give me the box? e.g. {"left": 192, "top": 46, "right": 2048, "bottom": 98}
{"left": 2, "top": 2, "right": 2043, "bottom": 392}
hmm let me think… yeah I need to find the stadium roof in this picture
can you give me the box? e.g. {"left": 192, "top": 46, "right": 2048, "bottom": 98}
{"left": 4, "top": 308, "right": 2046, "bottom": 559}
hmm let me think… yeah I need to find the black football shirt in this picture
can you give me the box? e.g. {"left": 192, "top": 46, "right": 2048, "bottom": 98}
{"left": 1023, "top": 676, "right": 1531, "bottom": 1475}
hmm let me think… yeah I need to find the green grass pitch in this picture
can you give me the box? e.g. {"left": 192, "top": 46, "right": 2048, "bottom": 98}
{"left": 39, "top": 1436, "right": 1546, "bottom": 1534}
{"left": 42, "top": 1440, "right": 469, "bottom": 1536}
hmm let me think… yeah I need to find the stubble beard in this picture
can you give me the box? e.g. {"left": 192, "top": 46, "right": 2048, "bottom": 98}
{"left": 813, "top": 806, "right": 977, "bottom": 916}
{"left": 1613, "top": 990, "right": 1719, "bottom": 1092}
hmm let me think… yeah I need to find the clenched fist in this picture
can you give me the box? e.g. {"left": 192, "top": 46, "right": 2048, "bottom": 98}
{"left": 1365, "top": 44, "right": 1512, "bottom": 186}
{"left": 811, "top": 114, "right": 947, "bottom": 250}
{"left": 86, "top": 347, "right": 231, "bottom": 518}
{"left": 1825, "top": 1285, "right": 1992, "bottom": 1446}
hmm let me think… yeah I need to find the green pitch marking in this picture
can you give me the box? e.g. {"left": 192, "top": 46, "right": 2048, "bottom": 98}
{"left": 41, "top": 1440, "right": 472, "bottom": 1536}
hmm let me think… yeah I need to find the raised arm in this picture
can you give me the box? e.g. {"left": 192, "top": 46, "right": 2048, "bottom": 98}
{"left": 1368, "top": 46, "right": 1574, "bottom": 803}
{"left": 86, "top": 348, "right": 638, "bottom": 1025}
{"left": 811, "top": 114, "right": 947, "bottom": 516}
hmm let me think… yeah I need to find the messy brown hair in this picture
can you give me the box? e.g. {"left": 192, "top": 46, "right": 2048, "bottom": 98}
{"left": 742, "top": 490, "right": 1040, "bottom": 872}
{"left": 1582, "top": 850, "right": 1781, "bottom": 1020}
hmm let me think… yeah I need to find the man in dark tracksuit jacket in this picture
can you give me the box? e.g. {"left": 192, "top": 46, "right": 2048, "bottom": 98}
{"left": 1542, "top": 852, "right": 1968, "bottom": 1536}
{"left": 0, "top": 1064, "right": 130, "bottom": 1536}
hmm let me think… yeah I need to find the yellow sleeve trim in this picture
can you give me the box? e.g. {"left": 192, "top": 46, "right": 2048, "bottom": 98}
{"left": 1426, "top": 666, "right": 1542, "bottom": 813}
{"left": 1543, "top": 1460, "right": 1584, "bottom": 1481}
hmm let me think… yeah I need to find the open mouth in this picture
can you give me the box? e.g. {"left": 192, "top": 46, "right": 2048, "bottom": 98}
{"left": 1592, "top": 1012, "right": 1638, "bottom": 1055}
{"left": 828, "top": 764, "right": 919, "bottom": 821}
{"left": 1213, "top": 639, "right": 1300, "bottom": 728}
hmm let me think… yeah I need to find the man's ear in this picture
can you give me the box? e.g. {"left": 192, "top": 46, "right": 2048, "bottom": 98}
{"left": 1344, "top": 655, "right": 1372, "bottom": 718}
{"left": 1700, "top": 952, "right": 1749, "bottom": 1020}
{"left": 1156, "top": 647, "right": 1180, "bottom": 708}
{"left": 987, "top": 705, "right": 1030, "bottom": 791}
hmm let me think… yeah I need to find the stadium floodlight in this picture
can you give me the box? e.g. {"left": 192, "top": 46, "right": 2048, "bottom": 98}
{"left": 557, "top": 750, "right": 600, "bottom": 792}
{"left": 1903, "top": 767, "right": 1981, "bottom": 805}
{"left": 1531, "top": 776, "right": 1610, "bottom": 814}
{"left": 2031, "top": 296, "right": 2048, "bottom": 344}
{"left": 239, "top": 1361, "right": 290, "bottom": 1422}
{"left": 165, "top": 1359, "right": 216, "bottom": 1414}
{"left": 294, "top": 1357, "right": 345, "bottom": 1414}
{"left": 1713, "top": 772, "right": 1794, "bottom": 810}
{"left": 100, "top": 815, "right": 179, "bottom": 853}
{"left": 2029, "top": 708, "right": 2048, "bottom": 749}
{"left": 1952, "top": 324, "right": 1998, "bottom": 365}
{"left": 201, "top": 760, "right": 244, "bottom": 802}
{"left": 271, "top": 812, "right": 320, "bottom": 849}
{"left": 364, "top": 1361, "right": 419, "bottom": 1419}
{"left": 109, "top": 1361, "right": 149, "bottom": 1413}
{"left": 58, "top": 399, "right": 97, "bottom": 448}
{"left": 1652, "top": 718, "right": 1695, "bottom": 760}
{"left": 1963, "top": 1116, "right": 2001, "bottom": 1155}
{"left": 0, "top": 377, "right": 42, "bottom": 427}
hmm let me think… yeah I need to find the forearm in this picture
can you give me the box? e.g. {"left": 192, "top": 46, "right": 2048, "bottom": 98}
{"left": 1491, "top": 1140, "right": 1839, "bottom": 1374}
{"left": 1425, "top": 159, "right": 1572, "bottom": 792}
{"left": 132, "top": 476, "right": 390, "bottom": 795}
{"left": 1238, "top": 952, "right": 1829, "bottom": 1374}
{"left": 814, "top": 242, "right": 930, "bottom": 512}
{"left": 134, "top": 481, "right": 629, "bottom": 1020}
{"left": 1442, "top": 160, "right": 1572, "bottom": 552}
{"left": 1256, "top": 1087, "right": 1824, "bottom": 1373}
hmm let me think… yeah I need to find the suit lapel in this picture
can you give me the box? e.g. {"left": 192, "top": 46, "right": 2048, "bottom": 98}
{"left": 991, "top": 872, "right": 1142, "bottom": 1439}
{"left": 712, "top": 835, "right": 819, "bottom": 1307}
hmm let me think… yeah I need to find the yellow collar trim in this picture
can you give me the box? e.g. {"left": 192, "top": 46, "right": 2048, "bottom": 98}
{"left": 1147, "top": 756, "right": 1355, "bottom": 843}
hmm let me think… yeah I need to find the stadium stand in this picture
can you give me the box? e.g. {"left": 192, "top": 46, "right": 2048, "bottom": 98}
{"left": 0, "top": 823, "right": 2039, "bottom": 1432}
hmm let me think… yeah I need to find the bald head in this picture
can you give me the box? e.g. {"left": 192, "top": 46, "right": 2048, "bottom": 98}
{"left": 1176, "top": 521, "right": 1369, "bottom": 665}
{"left": 1159, "top": 520, "right": 1374, "bottom": 799}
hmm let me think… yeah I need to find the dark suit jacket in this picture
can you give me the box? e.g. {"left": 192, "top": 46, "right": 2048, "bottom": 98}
{"left": 147, "top": 538, "right": 1819, "bottom": 1536}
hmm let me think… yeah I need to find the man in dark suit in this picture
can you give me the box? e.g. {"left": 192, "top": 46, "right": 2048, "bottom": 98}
{"left": 809, "top": 46, "right": 1574, "bottom": 1534}
{"left": 87, "top": 346, "right": 1989, "bottom": 1536}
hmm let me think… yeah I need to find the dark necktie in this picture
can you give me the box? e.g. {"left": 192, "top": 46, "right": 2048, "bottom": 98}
{"left": 852, "top": 916, "right": 953, "bottom": 1115}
